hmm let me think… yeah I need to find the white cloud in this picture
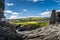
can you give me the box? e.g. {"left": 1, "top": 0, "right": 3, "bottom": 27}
{"left": 40, "top": 10, "right": 60, "bottom": 17}
{"left": 33, "top": 0, "right": 39, "bottom": 2}
{"left": 4, "top": 10, "right": 13, "bottom": 13}
{"left": 6, "top": 3, "right": 14, "bottom": 6}
{"left": 40, "top": 11, "right": 51, "bottom": 17}
{"left": 4, "top": 14, "right": 7, "bottom": 16}
{"left": 9, "top": 15, "right": 40, "bottom": 19}
{"left": 9, "top": 15, "right": 20, "bottom": 19}
{"left": 28, "top": 0, "right": 39, "bottom": 2}
{"left": 12, "top": 12, "right": 19, "bottom": 15}
{"left": 27, "top": 16, "right": 40, "bottom": 17}
{"left": 28, "top": 0, "right": 45, "bottom": 3}
{"left": 56, "top": 10, "right": 60, "bottom": 12}
{"left": 6, "top": 9, "right": 60, "bottom": 19}
{"left": 4, "top": 10, "right": 19, "bottom": 15}
{"left": 23, "top": 9, "right": 28, "bottom": 12}
{"left": 4, "top": 10, "right": 20, "bottom": 19}
{"left": 9, "top": 15, "right": 27, "bottom": 19}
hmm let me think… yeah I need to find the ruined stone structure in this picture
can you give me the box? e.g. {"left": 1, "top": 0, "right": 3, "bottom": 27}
{"left": 50, "top": 9, "right": 60, "bottom": 24}
{"left": 0, "top": 0, "right": 20, "bottom": 40}
{"left": 0, "top": 0, "right": 5, "bottom": 21}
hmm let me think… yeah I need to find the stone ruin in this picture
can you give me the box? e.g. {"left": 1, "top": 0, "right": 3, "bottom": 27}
{"left": 50, "top": 9, "right": 60, "bottom": 24}
{"left": 0, "top": 0, "right": 5, "bottom": 21}
{"left": 0, "top": 0, "right": 20, "bottom": 40}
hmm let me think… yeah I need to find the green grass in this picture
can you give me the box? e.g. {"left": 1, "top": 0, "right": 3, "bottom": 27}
{"left": 10, "top": 21, "right": 49, "bottom": 30}
{"left": 40, "top": 22, "right": 49, "bottom": 27}
{"left": 10, "top": 22, "right": 38, "bottom": 24}
{"left": 10, "top": 21, "right": 49, "bottom": 26}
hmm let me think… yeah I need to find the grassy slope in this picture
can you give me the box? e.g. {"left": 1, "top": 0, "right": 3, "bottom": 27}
{"left": 10, "top": 21, "right": 49, "bottom": 27}
{"left": 10, "top": 21, "right": 49, "bottom": 30}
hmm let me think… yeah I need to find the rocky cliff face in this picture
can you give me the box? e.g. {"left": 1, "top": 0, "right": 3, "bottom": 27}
{"left": 22, "top": 24, "right": 60, "bottom": 40}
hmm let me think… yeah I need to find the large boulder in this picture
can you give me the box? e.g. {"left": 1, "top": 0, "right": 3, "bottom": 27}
{"left": 23, "top": 24, "right": 60, "bottom": 40}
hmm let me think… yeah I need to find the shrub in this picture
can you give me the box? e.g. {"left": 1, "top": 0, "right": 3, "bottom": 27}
{"left": 39, "top": 22, "right": 49, "bottom": 27}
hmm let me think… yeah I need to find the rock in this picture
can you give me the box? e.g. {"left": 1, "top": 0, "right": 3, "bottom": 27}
{"left": 23, "top": 24, "right": 60, "bottom": 40}
{"left": 50, "top": 9, "right": 60, "bottom": 24}
{"left": 50, "top": 9, "right": 56, "bottom": 24}
{"left": 18, "top": 27, "right": 30, "bottom": 31}
{"left": 0, "top": 0, "right": 21, "bottom": 40}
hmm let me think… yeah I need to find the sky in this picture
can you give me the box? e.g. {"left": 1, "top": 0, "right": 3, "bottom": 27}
{"left": 4, "top": 0, "right": 60, "bottom": 19}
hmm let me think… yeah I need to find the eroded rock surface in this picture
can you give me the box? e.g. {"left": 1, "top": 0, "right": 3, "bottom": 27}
{"left": 23, "top": 24, "right": 60, "bottom": 40}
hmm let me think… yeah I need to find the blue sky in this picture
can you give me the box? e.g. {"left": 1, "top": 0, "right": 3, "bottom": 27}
{"left": 4, "top": 0, "right": 60, "bottom": 19}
